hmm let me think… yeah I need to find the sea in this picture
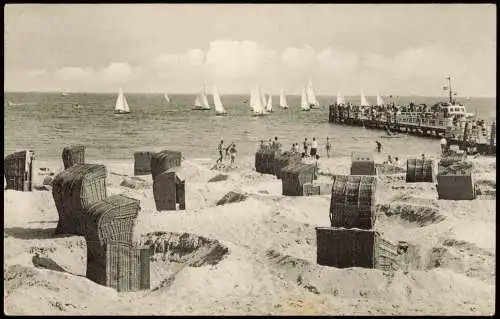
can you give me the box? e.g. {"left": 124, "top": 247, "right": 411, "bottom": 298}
{"left": 4, "top": 92, "right": 497, "bottom": 162}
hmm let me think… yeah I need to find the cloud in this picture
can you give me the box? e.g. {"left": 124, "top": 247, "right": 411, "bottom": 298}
{"left": 317, "top": 47, "right": 359, "bottom": 75}
{"left": 55, "top": 66, "right": 94, "bottom": 80}
{"left": 205, "top": 39, "right": 276, "bottom": 80}
{"left": 282, "top": 45, "right": 316, "bottom": 68}
{"left": 100, "top": 62, "right": 136, "bottom": 82}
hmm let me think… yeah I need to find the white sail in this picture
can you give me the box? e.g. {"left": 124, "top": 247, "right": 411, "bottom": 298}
{"left": 279, "top": 88, "right": 288, "bottom": 109}
{"left": 249, "top": 87, "right": 258, "bottom": 110}
{"left": 251, "top": 86, "right": 266, "bottom": 114}
{"left": 301, "top": 88, "right": 310, "bottom": 110}
{"left": 265, "top": 95, "right": 273, "bottom": 112}
{"left": 337, "top": 88, "right": 345, "bottom": 105}
{"left": 306, "top": 80, "right": 320, "bottom": 107}
{"left": 114, "top": 88, "right": 130, "bottom": 113}
{"left": 194, "top": 94, "right": 203, "bottom": 107}
{"left": 201, "top": 85, "right": 210, "bottom": 109}
{"left": 194, "top": 84, "right": 211, "bottom": 109}
{"left": 360, "top": 89, "right": 370, "bottom": 107}
{"left": 260, "top": 88, "right": 267, "bottom": 108}
{"left": 213, "top": 85, "right": 226, "bottom": 115}
{"left": 164, "top": 93, "right": 170, "bottom": 103}
{"left": 376, "top": 92, "right": 385, "bottom": 106}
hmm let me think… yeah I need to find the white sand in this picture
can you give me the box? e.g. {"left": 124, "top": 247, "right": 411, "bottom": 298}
{"left": 3, "top": 153, "right": 496, "bottom": 315}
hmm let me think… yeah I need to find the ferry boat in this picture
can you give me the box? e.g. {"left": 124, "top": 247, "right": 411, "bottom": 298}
{"left": 439, "top": 76, "right": 475, "bottom": 118}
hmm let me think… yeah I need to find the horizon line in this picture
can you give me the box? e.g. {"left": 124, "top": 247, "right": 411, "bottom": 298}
{"left": 3, "top": 90, "right": 496, "bottom": 99}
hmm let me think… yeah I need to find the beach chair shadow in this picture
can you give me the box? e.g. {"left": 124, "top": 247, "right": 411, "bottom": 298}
{"left": 32, "top": 254, "right": 86, "bottom": 278}
{"left": 4, "top": 227, "right": 74, "bottom": 240}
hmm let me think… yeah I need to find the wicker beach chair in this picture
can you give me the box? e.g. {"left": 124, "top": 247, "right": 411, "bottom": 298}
{"left": 350, "top": 152, "right": 376, "bottom": 175}
{"left": 134, "top": 151, "right": 154, "bottom": 176}
{"left": 83, "top": 194, "right": 147, "bottom": 291}
{"left": 150, "top": 150, "right": 182, "bottom": 180}
{"left": 406, "top": 159, "right": 435, "bottom": 183}
{"left": 52, "top": 164, "right": 107, "bottom": 235}
{"left": 255, "top": 148, "right": 279, "bottom": 174}
{"left": 153, "top": 168, "right": 186, "bottom": 211}
{"left": 281, "top": 163, "right": 317, "bottom": 196}
{"left": 316, "top": 227, "right": 398, "bottom": 271}
{"left": 4, "top": 150, "right": 35, "bottom": 192}
{"left": 61, "top": 144, "right": 85, "bottom": 169}
{"left": 437, "top": 160, "right": 476, "bottom": 200}
{"left": 274, "top": 151, "right": 301, "bottom": 179}
{"left": 330, "top": 175, "right": 377, "bottom": 229}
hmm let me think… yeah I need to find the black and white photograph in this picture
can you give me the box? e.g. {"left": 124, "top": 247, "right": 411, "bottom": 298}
{"left": 3, "top": 3, "right": 496, "bottom": 315}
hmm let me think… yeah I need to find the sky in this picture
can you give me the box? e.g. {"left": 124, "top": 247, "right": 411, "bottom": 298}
{"left": 4, "top": 4, "right": 496, "bottom": 97}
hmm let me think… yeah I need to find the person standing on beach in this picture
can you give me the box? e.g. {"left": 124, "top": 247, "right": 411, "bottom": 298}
{"left": 376, "top": 140, "right": 382, "bottom": 153}
{"left": 229, "top": 143, "right": 237, "bottom": 165}
{"left": 326, "top": 137, "right": 332, "bottom": 158}
{"left": 303, "top": 138, "right": 309, "bottom": 156}
{"left": 310, "top": 138, "right": 318, "bottom": 157}
{"left": 440, "top": 137, "right": 447, "bottom": 154}
{"left": 260, "top": 140, "right": 265, "bottom": 150}
{"left": 271, "top": 137, "right": 281, "bottom": 151}
{"left": 294, "top": 143, "right": 299, "bottom": 153}
{"left": 217, "top": 140, "right": 224, "bottom": 165}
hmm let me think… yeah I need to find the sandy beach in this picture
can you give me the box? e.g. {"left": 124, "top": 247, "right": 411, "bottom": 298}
{"left": 3, "top": 151, "right": 495, "bottom": 315}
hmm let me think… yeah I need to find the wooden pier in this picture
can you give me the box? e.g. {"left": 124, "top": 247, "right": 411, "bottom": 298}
{"left": 328, "top": 104, "right": 496, "bottom": 155}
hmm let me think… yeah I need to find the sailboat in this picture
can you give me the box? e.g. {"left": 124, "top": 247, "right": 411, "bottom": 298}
{"left": 306, "top": 80, "right": 320, "bottom": 109}
{"left": 114, "top": 88, "right": 130, "bottom": 114}
{"left": 164, "top": 93, "right": 170, "bottom": 104}
{"left": 280, "top": 88, "right": 289, "bottom": 110}
{"left": 213, "top": 85, "right": 227, "bottom": 116}
{"left": 251, "top": 86, "right": 268, "bottom": 116}
{"left": 376, "top": 92, "right": 385, "bottom": 106}
{"left": 300, "top": 88, "right": 311, "bottom": 111}
{"left": 360, "top": 89, "right": 370, "bottom": 107}
{"left": 260, "top": 89, "right": 267, "bottom": 109}
{"left": 265, "top": 95, "right": 273, "bottom": 113}
{"left": 337, "top": 88, "right": 345, "bottom": 105}
{"left": 193, "top": 84, "right": 211, "bottom": 110}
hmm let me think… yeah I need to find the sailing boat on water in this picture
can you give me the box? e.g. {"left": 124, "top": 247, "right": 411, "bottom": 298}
{"left": 114, "top": 88, "right": 130, "bottom": 114}
{"left": 360, "top": 89, "right": 370, "bottom": 107}
{"left": 193, "top": 83, "right": 211, "bottom": 110}
{"left": 376, "top": 92, "right": 385, "bottom": 106}
{"left": 336, "top": 88, "right": 345, "bottom": 105}
{"left": 164, "top": 93, "right": 170, "bottom": 104}
{"left": 300, "top": 88, "right": 311, "bottom": 111}
{"left": 260, "top": 89, "right": 267, "bottom": 109}
{"left": 250, "top": 86, "right": 268, "bottom": 116}
{"left": 279, "top": 88, "right": 289, "bottom": 110}
{"left": 213, "top": 85, "right": 227, "bottom": 116}
{"left": 265, "top": 95, "right": 273, "bottom": 113}
{"left": 306, "top": 80, "right": 320, "bottom": 109}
